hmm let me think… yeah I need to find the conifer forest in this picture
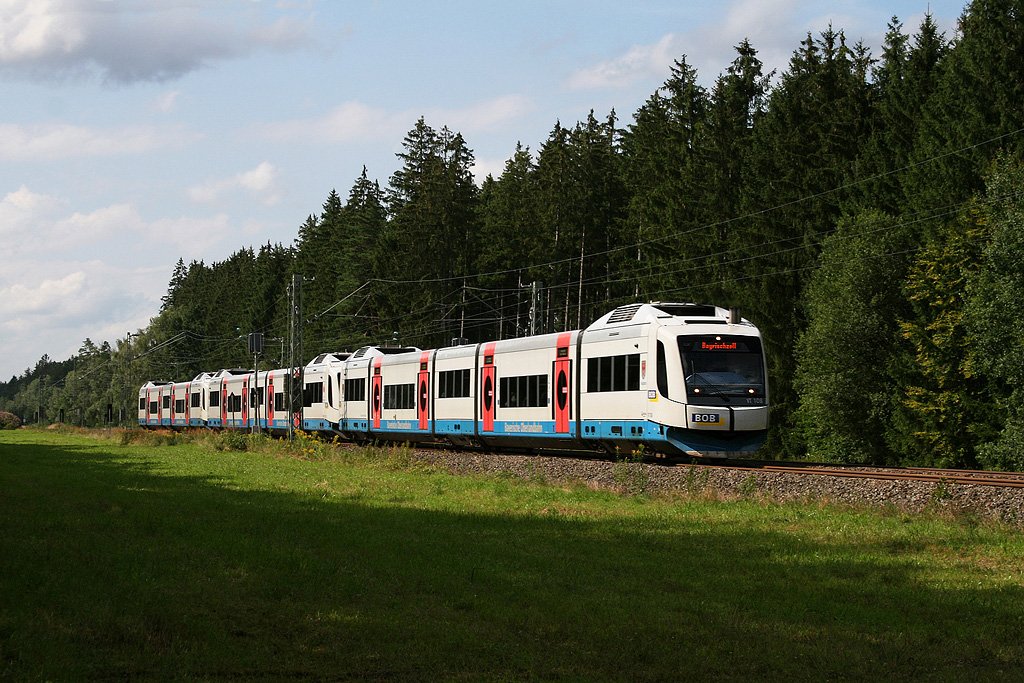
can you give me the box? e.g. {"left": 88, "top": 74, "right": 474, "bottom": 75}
{"left": 3, "top": 1, "right": 1024, "bottom": 470}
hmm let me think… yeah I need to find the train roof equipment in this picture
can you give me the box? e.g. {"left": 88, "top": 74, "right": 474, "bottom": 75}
{"left": 587, "top": 302, "right": 752, "bottom": 330}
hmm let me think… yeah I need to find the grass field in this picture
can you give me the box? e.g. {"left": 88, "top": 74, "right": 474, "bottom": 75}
{"left": 1, "top": 428, "right": 1023, "bottom": 681}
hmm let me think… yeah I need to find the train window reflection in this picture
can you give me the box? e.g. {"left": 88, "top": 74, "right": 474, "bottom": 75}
{"left": 678, "top": 335, "right": 765, "bottom": 400}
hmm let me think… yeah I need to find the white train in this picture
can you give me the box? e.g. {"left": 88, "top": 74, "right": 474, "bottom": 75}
{"left": 139, "top": 303, "right": 769, "bottom": 456}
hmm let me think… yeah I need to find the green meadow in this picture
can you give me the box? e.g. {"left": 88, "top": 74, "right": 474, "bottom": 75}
{"left": 1, "top": 428, "right": 1023, "bottom": 681}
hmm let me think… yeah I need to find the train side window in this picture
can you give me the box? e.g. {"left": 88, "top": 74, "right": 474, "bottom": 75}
{"left": 438, "top": 369, "right": 471, "bottom": 398}
{"left": 383, "top": 383, "right": 416, "bottom": 409}
{"left": 303, "top": 381, "right": 324, "bottom": 407}
{"left": 657, "top": 341, "right": 669, "bottom": 397}
{"left": 498, "top": 374, "right": 547, "bottom": 408}
{"left": 209, "top": 391, "right": 220, "bottom": 407}
{"left": 587, "top": 353, "right": 641, "bottom": 392}
{"left": 345, "top": 378, "right": 366, "bottom": 402}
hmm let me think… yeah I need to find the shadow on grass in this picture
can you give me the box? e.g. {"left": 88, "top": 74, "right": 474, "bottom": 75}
{"left": 1, "top": 436, "right": 1022, "bottom": 681}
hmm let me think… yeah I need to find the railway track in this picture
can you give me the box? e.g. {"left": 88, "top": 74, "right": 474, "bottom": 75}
{"left": 694, "top": 461, "right": 1024, "bottom": 489}
{"left": 402, "top": 442, "right": 1024, "bottom": 490}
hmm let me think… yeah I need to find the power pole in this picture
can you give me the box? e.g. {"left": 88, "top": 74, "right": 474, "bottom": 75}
{"left": 529, "top": 281, "right": 537, "bottom": 336}
{"left": 459, "top": 281, "right": 466, "bottom": 342}
{"left": 529, "top": 281, "right": 544, "bottom": 336}
{"left": 248, "top": 332, "right": 264, "bottom": 435}
{"left": 288, "top": 274, "right": 303, "bottom": 440}
{"left": 124, "top": 332, "right": 132, "bottom": 426}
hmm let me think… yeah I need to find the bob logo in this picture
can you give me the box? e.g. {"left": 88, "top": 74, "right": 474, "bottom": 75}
{"left": 701, "top": 341, "right": 737, "bottom": 351}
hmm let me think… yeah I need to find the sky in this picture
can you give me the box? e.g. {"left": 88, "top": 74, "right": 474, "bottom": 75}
{"left": 0, "top": 0, "right": 967, "bottom": 381}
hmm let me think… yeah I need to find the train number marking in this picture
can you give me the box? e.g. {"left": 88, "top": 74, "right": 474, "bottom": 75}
{"left": 691, "top": 413, "right": 721, "bottom": 424}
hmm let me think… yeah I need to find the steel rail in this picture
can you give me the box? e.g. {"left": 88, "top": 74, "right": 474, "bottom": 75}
{"left": 744, "top": 465, "right": 1024, "bottom": 489}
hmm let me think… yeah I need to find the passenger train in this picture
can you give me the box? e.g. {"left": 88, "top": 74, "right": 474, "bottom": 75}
{"left": 138, "top": 303, "right": 768, "bottom": 457}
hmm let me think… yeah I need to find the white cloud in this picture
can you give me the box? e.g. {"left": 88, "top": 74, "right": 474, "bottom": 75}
{"left": 52, "top": 203, "right": 144, "bottom": 247}
{"left": 428, "top": 95, "right": 534, "bottom": 133}
{"left": 149, "top": 213, "right": 233, "bottom": 256}
{"left": 152, "top": 90, "right": 181, "bottom": 113}
{"left": 563, "top": 0, "right": 805, "bottom": 91}
{"left": 0, "top": 185, "right": 63, "bottom": 238}
{"left": 0, "top": 186, "right": 234, "bottom": 265}
{"left": 0, "top": 258, "right": 163, "bottom": 378}
{"left": 260, "top": 101, "right": 406, "bottom": 143}
{"left": 687, "top": 0, "right": 803, "bottom": 81}
{"left": 0, "top": 271, "right": 87, "bottom": 320}
{"left": 0, "top": 191, "right": 238, "bottom": 378}
{"left": 0, "top": 122, "right": 196, "bottom": 161}
{"left": 0, "top": 0, "right": 86, "bottom": 62}
{"left": 188, "top": 162, "right": 281, "bottom": 206}
{"left": 0, "top": 0, "right": 309, "bottom": 83}
{"left": 567, "top": 34, "right": 679, "bottom": 90}
{"left": 470, "top": 156, "right": 509, "bottom": 185}
{"left": 262, "top": 95, "right": 534, "bottom": 145}
{"left": 0, "top": 190, "right": 145, "bottom": 254}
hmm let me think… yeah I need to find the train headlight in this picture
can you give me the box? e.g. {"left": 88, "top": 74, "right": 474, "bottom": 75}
{"left": 747, "top": 388, "right": 755, "bottom": 395}
{"left": 693, "top": 388, "right": 701, "bottom": 394}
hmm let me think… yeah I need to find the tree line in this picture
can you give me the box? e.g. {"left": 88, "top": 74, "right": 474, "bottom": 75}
{"left": 3, "top": 0, "right": 1022, "bottom": 470}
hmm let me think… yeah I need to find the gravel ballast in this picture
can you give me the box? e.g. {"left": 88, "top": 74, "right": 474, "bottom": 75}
{"left": 400, "top": 448, "right": 1024, "bottom": 528}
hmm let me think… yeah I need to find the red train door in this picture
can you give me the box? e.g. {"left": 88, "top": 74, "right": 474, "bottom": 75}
{"left": 146, "top": 388, "right": 152, "bottom": 426}
{"left": 268, "top": 375, "right": 275, "bottom": 427}
{"left": 417, "top": 351, "right": 430, "bottom": 431}
{"left": 554, "top": 333, "right": 572, "bottom": 434}
{"left": 372, "top": 358, "right": 382, "bottom": 429}
{"left": 242, "top": 378, "right": 249, "bottom": 427}
{"left": 481, "top": 342, "right": 496, "bottom": 433}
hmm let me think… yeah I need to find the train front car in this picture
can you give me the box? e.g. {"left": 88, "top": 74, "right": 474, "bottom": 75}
{"left": 584, "top": 303, "right": 768, "bottom": 457}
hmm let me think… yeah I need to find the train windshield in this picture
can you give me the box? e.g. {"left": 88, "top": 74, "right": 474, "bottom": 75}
{"left": 677, "top": 335, "right": 765, "bottom": 402}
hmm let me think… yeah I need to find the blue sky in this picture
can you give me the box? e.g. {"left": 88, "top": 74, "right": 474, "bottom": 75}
{"left": 0, "top": 0, "right": 965, "bottom": 380}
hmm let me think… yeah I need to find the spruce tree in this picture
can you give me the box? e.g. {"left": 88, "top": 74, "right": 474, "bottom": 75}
{"left": 477, "top": 143, "right": 543, "bottom": 338}
{"left": 738, "top": 28, "right": 874, "bottom": 456}
{"left": 906, "top": 0, "right": 1024, "bottom": 216}
{"left": 695, "top": 40, "right": 770, "bottom": 303}
{"left": 620, "top": 56, "right": 709, "bottom": 301}
{"left": 379, "top": 118, "right": 481, "bottom": 347}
